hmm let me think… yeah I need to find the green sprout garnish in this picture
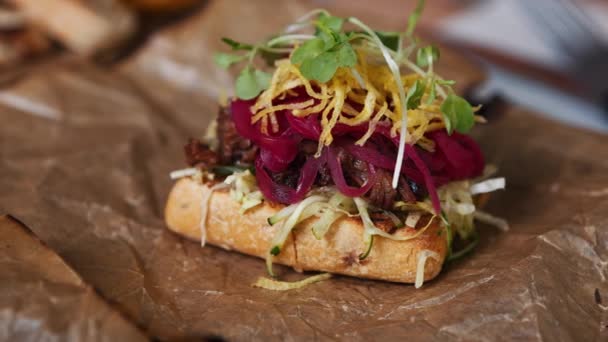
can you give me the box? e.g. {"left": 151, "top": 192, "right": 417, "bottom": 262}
{"left": 447, "top": 231, "right": 480, "bottom": 261}
{"left": 214, "top": 0, "right": 476, "bottom": 145}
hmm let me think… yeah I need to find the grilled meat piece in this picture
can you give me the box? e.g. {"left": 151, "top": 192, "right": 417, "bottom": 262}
{"left": 217, "top": 106, "right": 258, "bottom": 165}
{"left": 184, "top": 138, "right": 218, "bottom": 168}
{"left": 189, "top": 106, "right": 423, "bottom": 212}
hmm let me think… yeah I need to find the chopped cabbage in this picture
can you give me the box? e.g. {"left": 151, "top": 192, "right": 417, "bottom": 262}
{"left": 199, "top": 183, "right": 230, "bottom": 247}
{"left": 311, "top": 193, "right": 353, "bottom": 239}
{"left": 225, "top": 170, "right": 264, "bottom": 213}
{"left": 266, "top": 195, "right": 327, "bottom": 276}
{"left": 355, "top": 197, "right": 436, "bottom": 242}
{"left": 311, "top": 210, "right": 344, "bottom": 240}
{"left": 253, "top": 273, "right": 331, "bottom": 291}
{"left": 470, "top": 177, "right": 506, "bottom": 195}
{"left": 170, "top": 167, "right": 199, "bottom": 180}
{"left": 474, "top": 210, "right": 510, "bottom": 231}
{"left": 239, "top": 190, "right": 263, "bottom": 214}
{"left": 354, "top": 197, "right": 437, "bottom": 260}
{"left": 383, "top": 210, "right": 404, "bottom": 228}
{"left": 415, "top": 249, "right": 441, "bottom": 288}
{"left": 438, "top": 180, "right": 475, "bottom": 240}
{"left": 405, "top": 212, "right": 421, "bottom": 227}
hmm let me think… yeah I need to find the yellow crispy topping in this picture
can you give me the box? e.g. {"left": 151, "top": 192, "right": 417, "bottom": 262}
{"left": 250, "top": 49, "right": 447, "bottom": 153}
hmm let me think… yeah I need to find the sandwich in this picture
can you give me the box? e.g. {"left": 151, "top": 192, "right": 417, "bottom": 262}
{"left": 165, "top": 2, "right": 507, "bottom": 289}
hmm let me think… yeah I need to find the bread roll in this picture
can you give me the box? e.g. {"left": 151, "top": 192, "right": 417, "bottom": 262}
{"left": 165, "top": 178, "right": 448, "bottom": 284}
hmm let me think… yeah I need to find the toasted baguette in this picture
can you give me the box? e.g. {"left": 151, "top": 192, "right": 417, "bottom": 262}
{"left": 165, "top": 178, "right": 448, "bottom": 284}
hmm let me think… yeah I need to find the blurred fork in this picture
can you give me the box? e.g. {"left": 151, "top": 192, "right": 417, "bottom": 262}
{"left": 519, "top": 0, "right": 608, "bottom": 111}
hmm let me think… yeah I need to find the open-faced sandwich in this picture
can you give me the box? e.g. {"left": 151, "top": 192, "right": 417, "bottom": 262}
{"left": 165, "top": 2, "right": 507, "bottom": 289}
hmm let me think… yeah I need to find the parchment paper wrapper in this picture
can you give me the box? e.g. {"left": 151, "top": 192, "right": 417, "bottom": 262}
{"left": 0, "top": 215, "right": 147, "bottom": 341}
{"left": 0, "top": 0, "right": 606, "bottom": 340}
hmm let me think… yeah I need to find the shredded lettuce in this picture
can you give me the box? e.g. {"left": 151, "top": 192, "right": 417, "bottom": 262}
{"left": 383, "top": 210, "right": 404, "bottom": 228}
{"left": 170, "top": 167, "right": 199, "bottom": 180}
{"left": 355, "top": 198, "right": 436, "bottom": 241}
{"left": 253, "top": 273, "right": 331, "bottom": 291}
{"left": 268, "top": 203, "right": 298, "bottom": 226}
{"left": 266, "top": 195, "right": 327, "bottom": 276}
{"left": 474, "top": 210, "right": 510, "bottom": 231}
{"left": 454, "top": 202, "right": 476, "bottom": 215}
{"left": 199, "top": 183, "right": 230, "bottom": 247}
{"left": 438, "top": 180, "right": 475, "bottom": 240}
{"left": 447, "top": 231, "right": 479, "bottom": 261}
{"left": 405, "top": 212, "right": 421, "bottom": 227}
{"left": 182, "top": 157, "right": 507, "bottom": 288}
{"left": 437, "top": 177, "right": 509, "bottom": 243}
{"left": 311, "top": 193, "right": 353, "bottom": 239}
{"left": 359, "top": 234, "right": 374, "bottom": 260}
{"left": 470, "top": 177, "right": 506, "bottom": 195}
{"left": 240, "top": 190, "right": 264, "bottom": 214}
{"left": 225, "top": 170, "right": 264, "bottom": 213}
{"left": 268, "top": 201, "right": 329, "bottom": 226}
{"left": 354, "top": 197, "right": 438, "bottom": 260}
{"left": 311, "top": 210, "right": 344, "bottom": 240}
{"left": 414, "top": 249, "right": 440, "bottom": 288}
{"left": 271, "top": 196, "right": 327, "bottom": 252}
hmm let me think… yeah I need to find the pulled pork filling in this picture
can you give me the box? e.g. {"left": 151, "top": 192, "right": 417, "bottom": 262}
{"left": 185, "top": 106, "right": 257, "bottom": 167}
{"left": 216, "top": 106, "right": 258, "bottom": 166}
{"left": 185, "top": 104, "right": 430, "bottom": 210}
{"left": 186, "top": 96, "right": 484, "bottom": 213}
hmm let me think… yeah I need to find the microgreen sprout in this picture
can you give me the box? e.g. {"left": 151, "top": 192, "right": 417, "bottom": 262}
{"left": 216, "top": 0, "right": 476, "bottom": 187}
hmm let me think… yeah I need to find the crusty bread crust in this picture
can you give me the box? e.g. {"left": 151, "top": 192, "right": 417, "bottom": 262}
{"left": 165, "top": 178, "right": 447, "bottom": 283}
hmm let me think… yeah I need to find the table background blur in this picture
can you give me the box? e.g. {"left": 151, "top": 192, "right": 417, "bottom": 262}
{"left": 324, "top": 0, "right": 608, "bottom": 133}
{"left": 4, "top": 0, "right": 607, "bottom": 133}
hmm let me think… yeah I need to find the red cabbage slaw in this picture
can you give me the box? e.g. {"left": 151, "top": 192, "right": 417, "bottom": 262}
{"left": 231, "top": 95, "right": 484, "bottom": 214}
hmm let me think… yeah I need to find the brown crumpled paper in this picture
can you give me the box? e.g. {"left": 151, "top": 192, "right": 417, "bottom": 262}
{"left": 0, "top": 0, "right": 606, "bottom": 340}
{"left": 0, "top": 215, "right": 147, "bottom": 341}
